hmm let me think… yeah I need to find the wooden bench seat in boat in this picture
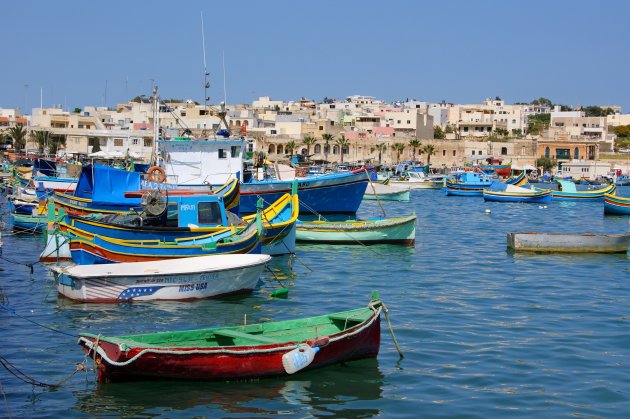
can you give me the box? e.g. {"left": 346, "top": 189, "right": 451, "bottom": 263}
{"left": 212, "top": 329, "right": 276, "bottom": 344}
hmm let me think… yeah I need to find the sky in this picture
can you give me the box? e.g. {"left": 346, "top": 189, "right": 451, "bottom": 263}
{"left": 2, "top": 0, "right": 630, "bottom": 113}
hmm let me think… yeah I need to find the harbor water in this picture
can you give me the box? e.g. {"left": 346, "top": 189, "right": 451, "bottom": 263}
{"left": 1, "top": 187, "right": 629, "bottom": 418}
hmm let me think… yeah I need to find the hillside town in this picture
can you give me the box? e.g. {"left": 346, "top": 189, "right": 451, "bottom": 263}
{"left": 1, "top": 94, "right": 630, "bottom": 179}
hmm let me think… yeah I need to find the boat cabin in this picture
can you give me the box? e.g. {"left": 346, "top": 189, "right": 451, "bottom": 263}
{"left": 154, "top": 194, "right": 230, "bottom": 229}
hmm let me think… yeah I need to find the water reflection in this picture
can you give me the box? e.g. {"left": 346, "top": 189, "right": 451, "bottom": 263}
{"left": 73, "top": 359, "right": 383, "bottom": 418}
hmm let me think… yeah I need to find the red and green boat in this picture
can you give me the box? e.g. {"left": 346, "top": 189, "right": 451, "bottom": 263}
{"left": 78, "top": 293, "right": 383, "bottom": 383}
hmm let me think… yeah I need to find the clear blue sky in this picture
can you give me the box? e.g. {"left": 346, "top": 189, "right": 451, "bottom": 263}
{"left": 2, "top": 0, "right": 629, "bottom": 113}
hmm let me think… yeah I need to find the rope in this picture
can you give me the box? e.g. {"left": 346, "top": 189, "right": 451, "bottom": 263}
{"left": 365, "top": 169, "right": 387, "bottom": 218}
{"left": 0, "top": 353, "right": 85, "bottom": 388}
{"left": 0, "top": 304, "right": 77, "bottom": 338}
{"left": 0, "top": 376, "right": 11, "bottom": 419}
{"left": 81, "top": 306, "right": 383, "bottom": 368}
{"left": 0, "top": 256, "right": 38, "bottom": 274}
{"left": 381, "top": 302, "right": 404, "bottom": 359}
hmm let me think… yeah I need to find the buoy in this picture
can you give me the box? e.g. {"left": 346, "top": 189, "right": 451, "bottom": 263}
{"left": 543, "top": 205, "right": 548, "bottom": 209}
{"left": 485, "top": 209, "right": 491, "bottom": 214}
{"left": 271, "top": 288, "right": 289, "bottom": 298}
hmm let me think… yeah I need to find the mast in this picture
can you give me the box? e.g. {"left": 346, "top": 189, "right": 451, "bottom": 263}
{"left": 152, "top": 85, "right": 160, "bottom": 166}
{"left": 201, "top": 12, "right": 210, "bottom": 113}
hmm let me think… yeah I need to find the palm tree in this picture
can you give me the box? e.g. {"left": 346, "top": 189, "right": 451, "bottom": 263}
{"left": 301, "top": 135, "right": 317, "bottom": 159}
{"left": 8, "top": 125, "right": 27, "bottom": 151}
{"left": 422, "top": 144, "right": 436, "bottom": 165}
{"left": 336, "top": 134, "right": 350, "bottom": 163}
{"left": 392, "top": 142, "right": 406, "bottom": 163}
{"left": 408, "top": 139, "right": 421, "bottom": 162}
{"left": 49, "top": 135, "right": 66, "bottom": 156}
{"left": 33, "top": 130, "right": 50, "bottom": 154}
{"left": 285, "top": 140, "right": 297, "bottom": 156}
{"left": 376, "top": 143, "right": 387, "bottom": 164}
{"left": 321, "top": 133, "right": 333, "bottom": 163}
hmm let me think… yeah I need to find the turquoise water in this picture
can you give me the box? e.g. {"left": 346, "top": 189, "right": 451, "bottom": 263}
{"left": 1, "top": 188, "right": 629, "bottom": 418}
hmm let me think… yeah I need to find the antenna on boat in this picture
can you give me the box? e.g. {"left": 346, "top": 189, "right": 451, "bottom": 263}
{"left": 201, "top": 11, "right": 210, "bottom": 112}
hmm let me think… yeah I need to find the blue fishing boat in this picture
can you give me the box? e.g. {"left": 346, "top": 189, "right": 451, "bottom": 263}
{"left": 603, "top": 193, "right": 630, "bottom": 215}
{"left": 66, "top": 214, "right": 263, "bottom": 264}
{"left": 483, "top": 182, "right": 552, "bottom": 203}
{"left": 537, "top": 179, "right": 616, "bottom": 201}
{"left": 445, "top": 171, "right": 526, "bottom": 196}
{"left": 53, "top": 164, "right": 239, "bottom": 216}
{"left": 60, "top": 191, "right": 297, "bottom": 255}
{"left": 239, "top": 170, "right": 369, "bottom": 214}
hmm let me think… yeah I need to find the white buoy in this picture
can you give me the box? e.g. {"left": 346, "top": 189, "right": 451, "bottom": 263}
{"left": 543, "top": 205, "right": 548, "bottom": 209}
{"left": 485, "top": 209, "right": 491, "bottom": 214}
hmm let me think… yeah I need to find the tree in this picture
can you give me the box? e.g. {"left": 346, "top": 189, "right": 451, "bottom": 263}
{"left": 434, "top": 126, "right": 445, "bottom": 139}
{"left": 392, "top": 143, "right": 406, "bottom": 163}
{"left": 33, "top": 130, "right": 50, "bottom": 154}
{"left": 445, "top": 124, "right": 454, "bottom": 134}
{"left": 495, "top": 127, "right": 509, "bottom": 137}
{"left": 73, "top": 107, "right": 82, "bottom": 114}
{"left": 336, "top": 134, "right": 350, "bottom": 163}
{"left": 322, "top": 133, "right": 334, "bottom": 163}
{"left": 531, "top": 97, "right": 553, "bottom": 108}
{"left": 536, "top": 156, "right": 557, "bottom": 172}
{"left": 8, "top": 125, "right": 27, "bottom": 151}
{"left": 527, "top": 114, "right": 550, "bottom": 135}
{"left": 422, "top": 144, "right": 435, "bottom": 165}
{"left": 88, "top": 137, "right": 101, "bottom": 153}
{"left": 301, "top": 135, "right": 317, "bottom": 158}
{"left": 285, "top": 140, "right": 297, "bottom": 156}
{"left": 408, "top": 139, "right": 422, "bottom": 161}
{"left": 48, "top": 135, "right": 66, "bottom": 156}
{"left": 583, "top": 106, "right": 615, "bottom": 117}
{"left": 376, "top": 143, "right": 387, "bottom": 164}
{"left": 611, "top": 125, "right": 630, "bottom": 138}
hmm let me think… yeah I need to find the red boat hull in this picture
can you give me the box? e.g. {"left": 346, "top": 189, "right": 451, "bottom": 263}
{"left": 80, "top": 314, "right": 381, "bottom": 382}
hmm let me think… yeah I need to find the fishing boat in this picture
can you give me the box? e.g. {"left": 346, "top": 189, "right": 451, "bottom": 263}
{"left": 296, "top": 214, "right": 416, "bottom": 245}
{"left": 603, "top": 193, "right": 630, "bottom": 215}
{"left": 9, "top": 211, "right": 48, "bottom": 232}
{"left": 50, "top": 253, "right": 271, "bottom": 303}
{"left": 240, "top": 169, "right": 369, "bottom": 214}
{"left": 78, "top": 292, "right": 383, "bottom": 382}
{"left": 67, "top": 214, "right": 262, "bottom": 264}
{"left": 53, "top": 164, "right": 239, "bottom": 217}
{"left": 537, "top": 179, "right": 616, "bottom": 201}
{"left": 363, "top": 181, "right": 410, "bottom": 202}
{"left": 445, "top": 171, "right": 525, "bottom": 196}
{"left": 465, "top": 157, "right": 511, "bottom": 176}
{"left": 390, "top": 172, "right": 443, "bottom": 190}
{"left": 56, "top": 190, "right": 296, "bottom": 255}
{"left": 507, "top": 232, "right": 630, "bottom": 253}
{"left": 483, "top": 183, "right": 552, "bottom": 203}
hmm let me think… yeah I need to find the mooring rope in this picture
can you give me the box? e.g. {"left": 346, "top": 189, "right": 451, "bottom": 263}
{"left": 0, "top": 353, "right": 86, "bottom": 388}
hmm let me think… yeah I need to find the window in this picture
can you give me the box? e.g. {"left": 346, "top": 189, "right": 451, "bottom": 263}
{"left": 545, "top": 147, "right": 550, "bottom": 158}
{"left": 132, "top": 138, "right": 139, "bottom": 145}
{"left": 453, "top": 150, "right": 456, "bottom": 156}
{"left": 556, "top": 148, "right": 570, "bottom": 159}
{"left": 270, "top": 129, "right": 277, "bottom": 135}
{"left": 314, "top": 144, "right": 321, "bottom": 153}
{"left": 144, "top": 138, "right": 152, "bottom": 147}
{"left": 442, "top": 150, "right": 446, "bottom": 156}
{"left": 268, "top": 144, "right": 275, "bottom": 154}
{"left": 200, "top": 110, "right": 208, "bottom": 116}
{"left": 114, "top": 138, "right": 123, "bottom": 147}
{"left": 231, "top": 146, "right": 241, "bottom": 158}
{"left": 472, "top": 150, "right": 476, "bottom": 155}
{"left": 574, "top": 147, "right": 579, "bottom": 159}
{"left": 501, "top": 147, "right": 507, "bottom": 155}
{"left": 319, "top": 126, "right": 323, "bottom": 131}
{"left": 463, "top": 127, "right": 469, "bottom": 132}
{"left": 407, "top": 120, "right": 411, "bottom": 124}
{"left": 333, "top": 145, "right": 339, "bottom": 155}
{"left": 198, "top": 202, "right": 223, "bottom": 225}
{"left": 181, "top": 112, "right": 186, "bottom": 117}
{"left": 218, "top": 149, "right": 227, "bottom": 159}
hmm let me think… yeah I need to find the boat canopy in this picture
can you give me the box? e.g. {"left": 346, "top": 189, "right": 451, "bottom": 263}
{"left": 74, "top": 164, "right": 142, "bottom": 205}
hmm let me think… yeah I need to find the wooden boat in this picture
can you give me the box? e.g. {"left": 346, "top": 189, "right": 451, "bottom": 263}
{"left": 67, "top": 216, "right": 262, "bottom": 264}
{"left": 363, "top": 181, "right": 410, "bottom": 201}
{"left": 53, "top": 164, "right": 239, "bottom": 216}
{"left": 465, "top": 157, "right": 511, "bottom": 177}
{"left": 60, "top": 191, "right": 297, "bottom": 256}
{"left": 240, "top": 169, "right": 369, "bottom": 214}
{"left": 604, "top": 193, "right": 630, "bottom": 215}
{"left": 483, "top": 184, "right": 552, "bottom": 203}
{"left": 537, "top": 179, "right": 616, "bottom": 201}
{"left": 9, "top": 211, "right": 48, "bottom": 232}
{"left": 296, "top": 214, "right": 416, "bottom": 245}
{"left": 78, "top": 292, "right": 383, "bottom": 382}
{"left": 390, "top": 171, "right": 443, "bottom": 190}
{"left": 50, "top": 254, "right": 271, "bottom": 303}
{"left": 507, "top": 232, "right": 630, "bottom": 253}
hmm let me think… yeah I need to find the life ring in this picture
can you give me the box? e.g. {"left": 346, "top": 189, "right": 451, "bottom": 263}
{"left": 147, "top": 166, "right": 166, "bottom": 183}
